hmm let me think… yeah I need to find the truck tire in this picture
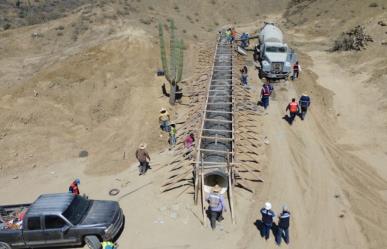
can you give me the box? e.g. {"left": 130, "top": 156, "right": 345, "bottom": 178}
{"left": 258, "top": 69, "right": 263, "bottom": 79}
{"left": 85, "top": 235, "right": 101, "bottom": 249}
{"left": 0, "top": 242, "right": 11, "bottom": 249}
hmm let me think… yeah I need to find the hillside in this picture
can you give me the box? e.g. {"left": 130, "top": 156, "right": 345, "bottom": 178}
{"left": 0, "top": 1, "right": 387, "bottom": 249}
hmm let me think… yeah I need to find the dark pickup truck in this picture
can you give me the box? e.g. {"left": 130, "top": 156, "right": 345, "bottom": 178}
{"left": 0, "top": 193, "right": 124, "bottom": 249}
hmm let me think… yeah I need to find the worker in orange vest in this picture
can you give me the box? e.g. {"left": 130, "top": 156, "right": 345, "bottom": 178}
{"left": 286, "top": 98, "right": 299, "bottom": 125}
{"left": 68, "top": 178, "right": 80, "bottom": 195}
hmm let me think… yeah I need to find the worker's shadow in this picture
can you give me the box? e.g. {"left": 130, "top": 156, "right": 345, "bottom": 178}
{"left": 282, "top": 115, "right": 295, "bottom": 125}
{"left": 254, "top": 220, "right": 278, "bottom": 238}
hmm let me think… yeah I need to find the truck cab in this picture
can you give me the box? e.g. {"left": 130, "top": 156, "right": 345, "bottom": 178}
{"left": 259, "top": 42, "right": 292, "bottom": 79}
{"left": 0, "top": 193, "right": 124, "bottom": 249}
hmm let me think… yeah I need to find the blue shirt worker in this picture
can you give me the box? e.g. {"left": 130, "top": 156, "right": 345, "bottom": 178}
{"left": 298, "top": 93, "right": 311, "bottom": 120}
{"left": 240, "top": 32, "right": 250, "bottom": 48}
{"left": 206, "top": 185, "right": 227, "bottom": 230}
{"left": 276, "top": 205, "right": 291, "bottom": 245}
{"left": 260, "top": 202, "right": 276, "bottom": 240}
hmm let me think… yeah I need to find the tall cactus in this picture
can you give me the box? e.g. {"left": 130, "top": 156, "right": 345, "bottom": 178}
{"left": 159, "top": 19, "right": 184, "bottom": 105}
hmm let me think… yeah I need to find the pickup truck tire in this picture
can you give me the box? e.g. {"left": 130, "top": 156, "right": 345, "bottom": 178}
{"left": 84, "top": 235, "right": 101, "bottom": 249}
{"left": 0, "top": 242, "right": 11, "bottom": 249}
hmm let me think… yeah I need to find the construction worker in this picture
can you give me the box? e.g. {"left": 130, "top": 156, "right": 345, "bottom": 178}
{"left": 291, "top": 61, "right": 301, "bottom": 80}
{"left": 135, "top": 143, "right": 151, "bottom": 176}
{"left": 68, "top": 178, "right": 80, "bottom": 195}
{"left": 225, "top": 28, "right": 232, "bottom": 43}
{"left": 102, "top": 241, "right": 116, "bottom": 249}
{"left": 298, "top": 93, "right": 311, "bottom": 120}
{"left": 169, "top": 122, "right": 177, "bottom": 146}
{"left": 286, "top": 98, "right": 299, "bottom": 125}
{"left": 231, "top": 28, "right": 237, "bottom": 43}
{"left": 159, "top": 108, "right": 171, "bottom": 132}
{"left": 184, "top": 133, "right": 195, "bottom": 149}
{"left": 206, "top": 184, "right": 227, "bottom": 230}
{"left": 276, "top": 205, "right": 291, "bottom": 245}
{"left": 240, "top": 32, "right": 250, "bottom": 49}
{"left": 260, "top": 202, "right": 276, "bottom": 240}
{"left": 240, "top": 66, "right": 248, "bottom": 86}
{"left": 259, "top": 80, "right": 273, "bottom": 109}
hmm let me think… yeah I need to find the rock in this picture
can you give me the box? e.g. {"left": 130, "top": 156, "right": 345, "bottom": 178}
{"left": 263, "top": 136, "right": 270, "bottom": 145}
{"left": 334, "top": 194, "right": 340, "bottom": 198}
{"left": 33, "top": 90, "right": 39, "bottom": 97}
{"left": 79, "top": 150, "right": 88, "bottom": 158}
{"left": 12, "top": 176, "right": 19, "bottom": 179}
{"left": 32, "top": 164, "right": 37, "bottom": 169}
{"left": 336, "top": 113, "right": 341, "bottom": 117}
{"left": 378, "top": 21, "right": 387, "bottom": 26}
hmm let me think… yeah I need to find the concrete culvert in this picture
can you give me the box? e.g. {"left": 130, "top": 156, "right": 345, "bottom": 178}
{"left": 203, "top": 171, "right": 228, "bottom": 194}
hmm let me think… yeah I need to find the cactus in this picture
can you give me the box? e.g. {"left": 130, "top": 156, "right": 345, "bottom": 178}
{"left": 159, "top": 19, "right": 184, "bottom": 105}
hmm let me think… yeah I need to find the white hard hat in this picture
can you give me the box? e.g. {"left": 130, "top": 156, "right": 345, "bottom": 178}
{"left": 265, "top": 202, "right": 272, "bottom": 210}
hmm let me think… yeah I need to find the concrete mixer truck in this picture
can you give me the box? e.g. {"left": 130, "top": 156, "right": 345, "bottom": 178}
{"left": 253, "top": 22, "right": 297, "bottom": 80}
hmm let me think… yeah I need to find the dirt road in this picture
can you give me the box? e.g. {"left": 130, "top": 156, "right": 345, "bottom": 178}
{"left": 238, "top": 49, "right": 387, "bottom": 249}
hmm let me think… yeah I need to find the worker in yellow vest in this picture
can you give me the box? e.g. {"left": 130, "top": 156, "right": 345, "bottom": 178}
{"left": 102, "top": 241, "right": 116, "bottom": 249}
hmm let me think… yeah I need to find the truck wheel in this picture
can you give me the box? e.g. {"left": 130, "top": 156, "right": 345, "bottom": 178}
{"left": 258, "top": 69, "right": 263, "bottom": 79}
{"left": 0, "top": 242, "right": 11, "bottom": 249}
{"left": 85, "top": 235, "right": 101, "bottom": 249}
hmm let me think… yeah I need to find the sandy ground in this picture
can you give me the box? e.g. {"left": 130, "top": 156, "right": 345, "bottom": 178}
{"left": 1, "top": 1, "right": 387, "bottom": 249}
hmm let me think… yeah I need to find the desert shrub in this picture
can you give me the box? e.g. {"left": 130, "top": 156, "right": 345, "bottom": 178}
{"left": 332, "top": 26, "right": 373, "bottom": 51}
{"left": 369, "top": 3, "right": 378, "bottom": 7}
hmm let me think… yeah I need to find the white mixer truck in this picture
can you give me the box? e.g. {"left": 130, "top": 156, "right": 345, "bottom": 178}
{"left": 253, "top": 22, "right": 297, "bottom": 80}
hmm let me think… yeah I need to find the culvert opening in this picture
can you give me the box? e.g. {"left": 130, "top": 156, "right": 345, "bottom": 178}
{"left": 203, "top": 171, "right": 228, "bottom": 194}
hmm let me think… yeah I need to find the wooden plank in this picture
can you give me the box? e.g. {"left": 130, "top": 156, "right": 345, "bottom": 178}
{"left": 204, "top": 110, "right": 233, "bottom": 114}
{"left": 200, "top": 155, "right": 206, "bottom": 226}
{"left": 228, "top": 163, "right": 235, "bottom": 224}
{"left": 199, "top": 149, "right": 234, "bottom": 154}
{"left": 201, "top": 136, "right": 233, "bottom": 141}
{"left": 204, "top": 118, "right": 233, "bottom": 123}
{"left": 202, "top": 128, "right": 234, "bottom": 133}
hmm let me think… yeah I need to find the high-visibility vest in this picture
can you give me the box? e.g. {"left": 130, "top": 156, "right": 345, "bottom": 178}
{"left": 289, "top": 102, "right": 298, "bottom": 113}
{"left": 262, "top": 86, "right": 271, "bottom": 96}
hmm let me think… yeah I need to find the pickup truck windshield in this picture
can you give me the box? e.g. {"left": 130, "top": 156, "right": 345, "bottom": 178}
{"left": 266, "top": 46, "right": 287, "bottom": 53}
{"left": 62, "top": 196, "right": 91, "bottom": 225}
